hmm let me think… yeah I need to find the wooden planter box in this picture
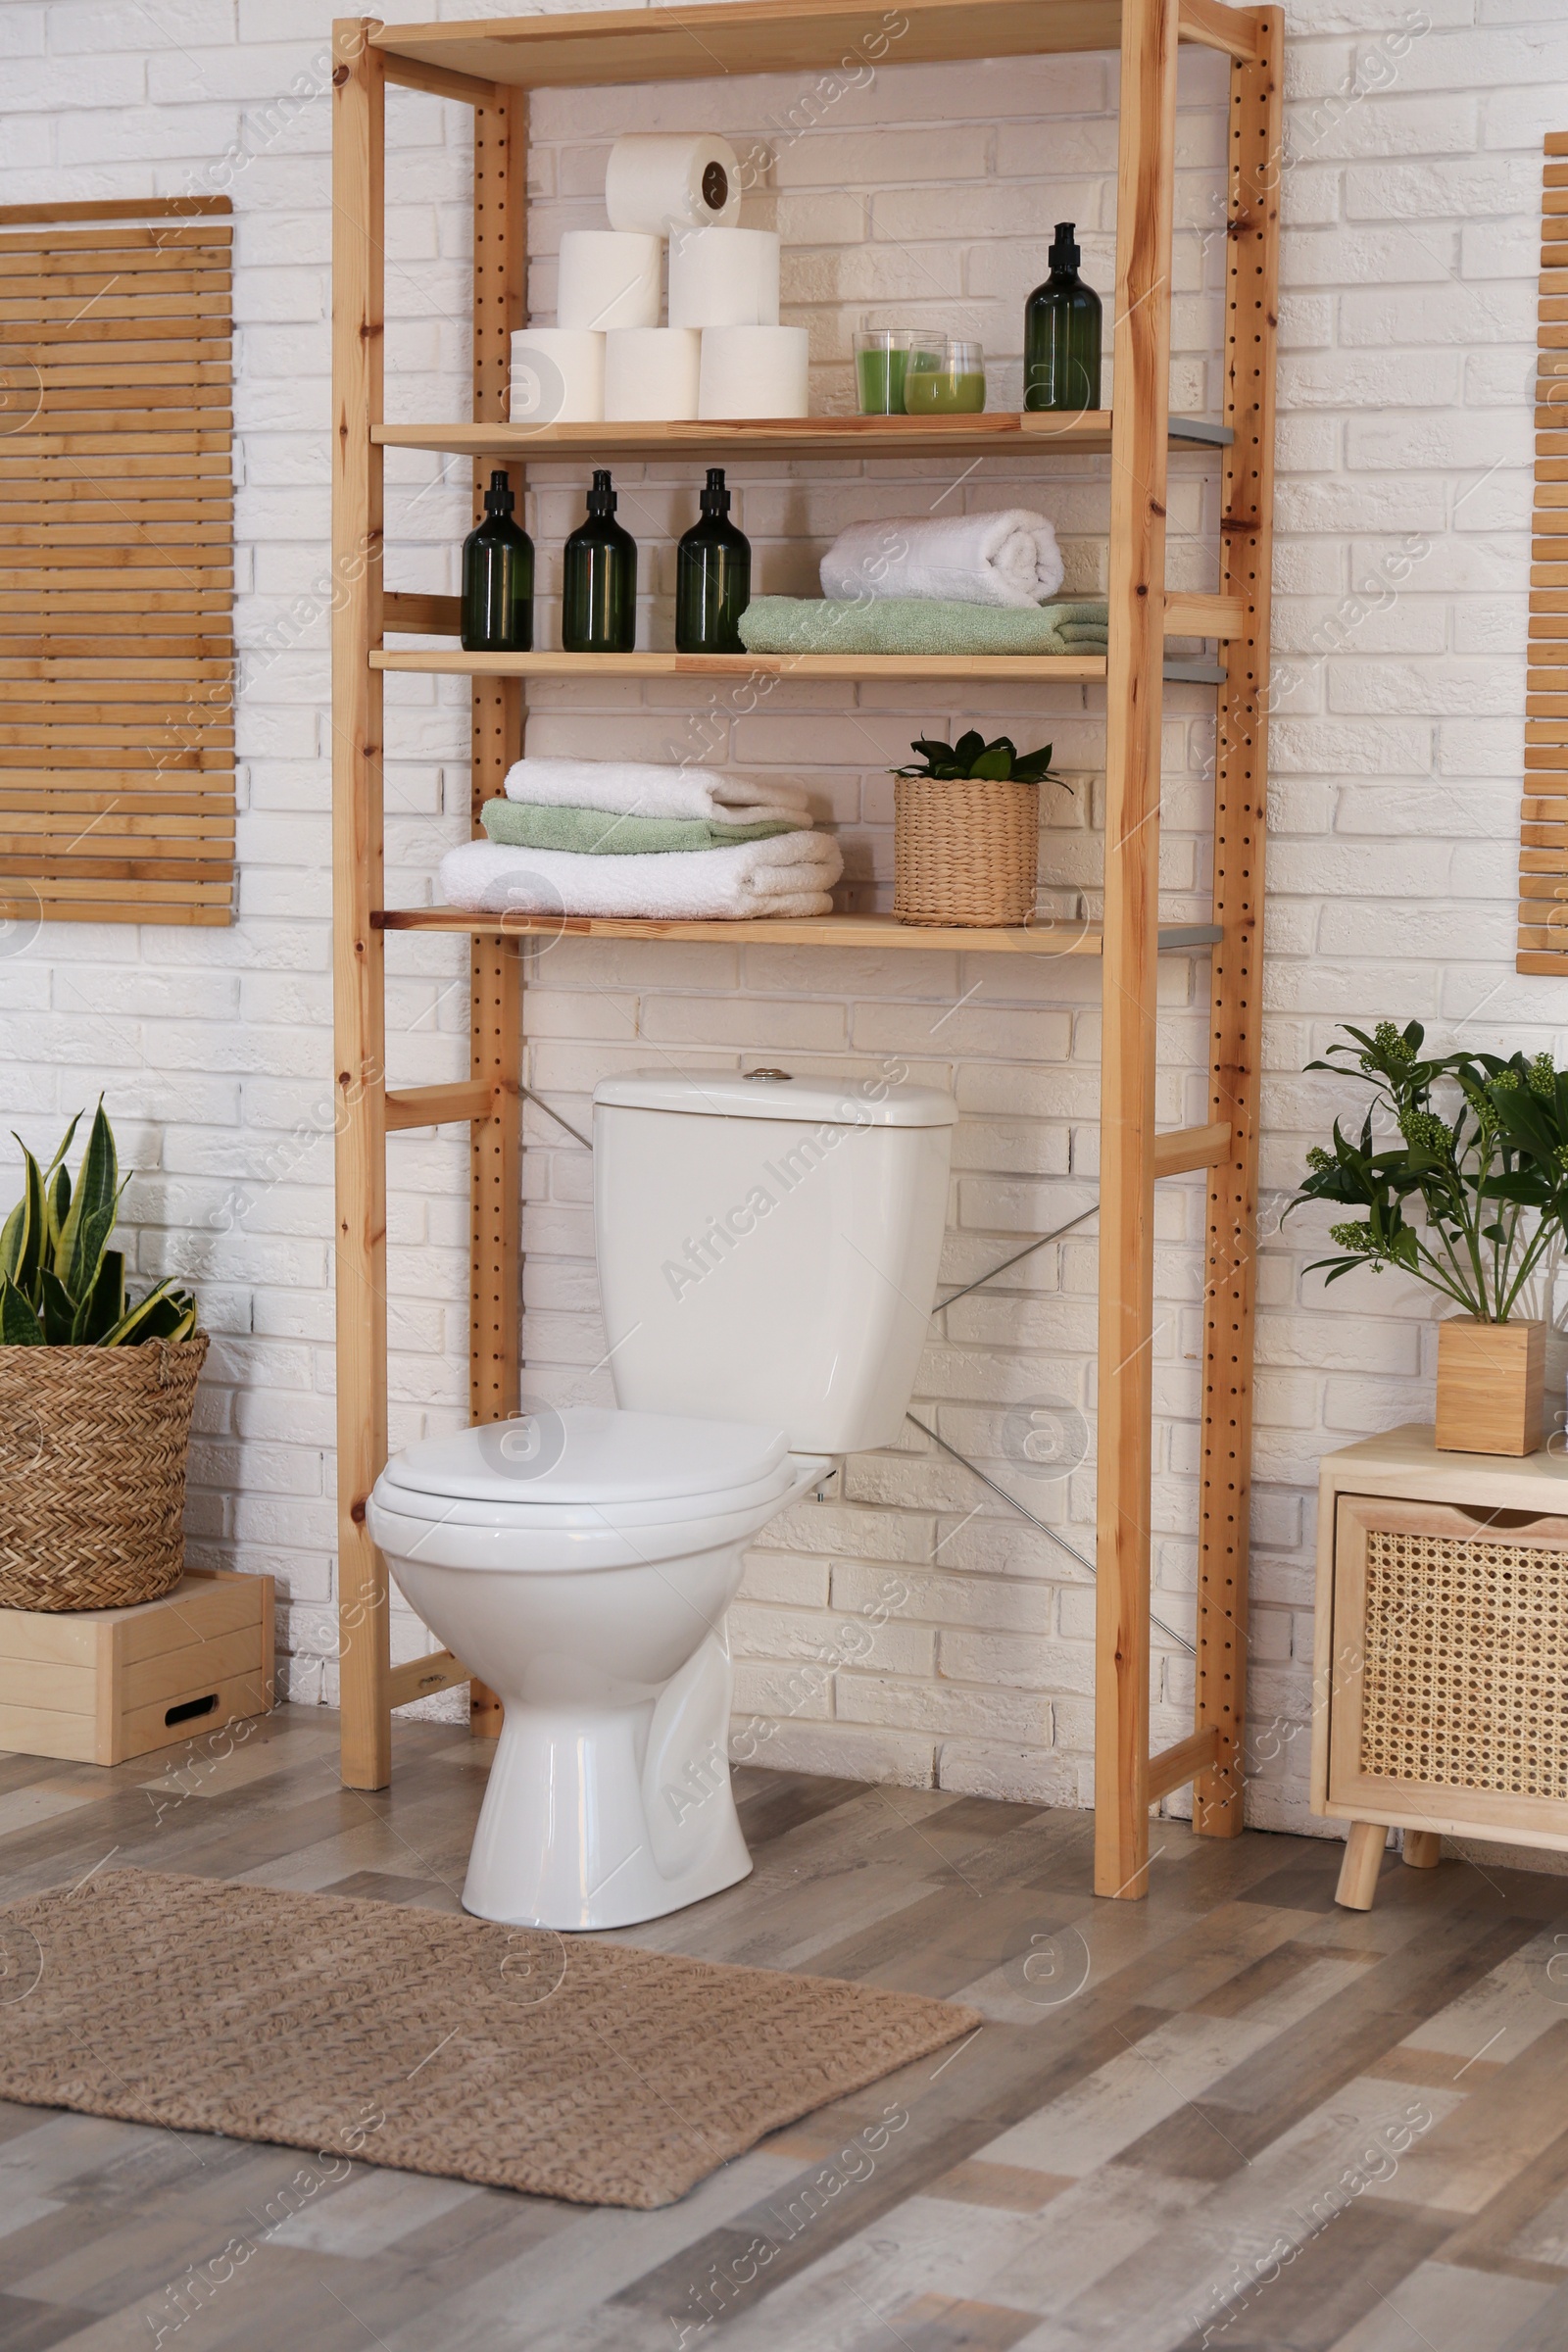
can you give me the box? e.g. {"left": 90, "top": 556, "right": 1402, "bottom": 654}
{"left": 1313, "top": 1426, "right": 1568, "bottom": 1909}
{"left": 0, "top": 1567, "right": 273, "bottom": 1766}
{"left": 1435, "top": 1316, "right": 1545, "bottom": 1456}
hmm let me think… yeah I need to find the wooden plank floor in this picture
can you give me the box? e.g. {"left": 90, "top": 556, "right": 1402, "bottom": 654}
{"left": 2, "top": 1707, "right": 1568, "bottom": 2350}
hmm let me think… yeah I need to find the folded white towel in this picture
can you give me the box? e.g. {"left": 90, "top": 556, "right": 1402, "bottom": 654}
{"left": 439, "top": 830, "right": 843, "bottom": 921}
{"left": 820, "top": 509, "right": 1065, "bottom": 610}
{"left": 503, "top": 756, "right": 811, "bottom": 830}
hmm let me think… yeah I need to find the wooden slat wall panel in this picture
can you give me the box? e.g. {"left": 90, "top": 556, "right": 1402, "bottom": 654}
{"left": 1520, "top": 135, "right": 1568, "bottom": 975}
{"left": 0, "top": 198, "right": 234, "bottom": 928}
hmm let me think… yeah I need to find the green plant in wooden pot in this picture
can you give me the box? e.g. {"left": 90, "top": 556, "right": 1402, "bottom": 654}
{"left": 0, "top": 1102, "right": 205, "bottom": 1611}
{"left": 1287, "top": 1021, "right": 1568, "bottom": 1456}
{"left": 892, "top": 730, "right": 1068, "bottom": 929}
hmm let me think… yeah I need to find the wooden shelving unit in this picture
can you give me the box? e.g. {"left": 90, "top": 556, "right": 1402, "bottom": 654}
{"left": 331, "top": 0, "right": 1282, "bottom": 1903}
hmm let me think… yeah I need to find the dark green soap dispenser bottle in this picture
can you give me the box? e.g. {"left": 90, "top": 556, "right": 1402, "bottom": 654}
{"left": 461, "top": 467, "right": 533, "bottom": 652}
{"left": 562, "top": 468, "right": 637, "bottom": 654}
{"left": 1023, "top": 222, "right": 1102, "bottom": 416}
{"left": 675, "top": 467, "right": 751, "bottom": 655}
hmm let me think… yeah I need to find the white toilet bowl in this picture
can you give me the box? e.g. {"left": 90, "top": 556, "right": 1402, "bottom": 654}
{"left": 368, "top": 1066, "right": 957, "bottom": 1934}
{"left": 368, "top": 1408, "right": 830, "bottom": 1929}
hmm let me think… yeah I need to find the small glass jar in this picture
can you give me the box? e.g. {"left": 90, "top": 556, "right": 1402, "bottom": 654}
{"left": 854, "top": 325, "right": 914, "bottom": 416}
{"left": 902, "top": 338, "right": 986, "bottom": 416}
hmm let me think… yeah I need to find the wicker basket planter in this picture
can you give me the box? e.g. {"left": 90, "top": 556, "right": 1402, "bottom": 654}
{"left": 0, "top": 1334, "right": 208, "bottom": 1612}
{"left": 893, "top": 774, "right": 1040, "bottom": 927}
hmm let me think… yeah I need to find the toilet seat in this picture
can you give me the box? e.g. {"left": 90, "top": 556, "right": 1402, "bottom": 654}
{"left": 368, "top": 1405, "right": 829, "bottom": 1573}
{"left": 382, "top": 1403, "right": 790, "bottom": 1505}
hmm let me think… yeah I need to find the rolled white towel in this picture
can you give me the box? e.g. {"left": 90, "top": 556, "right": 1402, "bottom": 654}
{"left": 820, "top": 509, "right": 1065, "bottom": 610}
{"left": 439, "top": 831, "right": 843, "bottom": 922}
{"left": 503, "top": 756, "right": 810, "bottom": 830}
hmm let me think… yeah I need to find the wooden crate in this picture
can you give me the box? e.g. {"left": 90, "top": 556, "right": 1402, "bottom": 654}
{"left": 1313, "top": 1426, "right": 1568, "bottom": 1909}
{"left": 0, "top": 1567, "right": 272, "bottom": 1766}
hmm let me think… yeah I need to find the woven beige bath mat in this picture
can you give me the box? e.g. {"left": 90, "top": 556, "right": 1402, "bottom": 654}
{"left": 0, "top": 1869, "right": 977, "bottom": 2207}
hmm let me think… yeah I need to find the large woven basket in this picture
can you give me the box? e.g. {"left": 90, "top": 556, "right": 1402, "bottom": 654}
{"left": 893, "top": 775, "right": 1040, "bottom": 927}
{"left": 0, "top": 1334, "right": 207, "bottom": 1612}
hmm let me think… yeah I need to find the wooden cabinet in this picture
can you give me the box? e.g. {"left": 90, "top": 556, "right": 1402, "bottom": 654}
{"left": 1313, "top": 1427, "right": 1568, "bottom": 1908}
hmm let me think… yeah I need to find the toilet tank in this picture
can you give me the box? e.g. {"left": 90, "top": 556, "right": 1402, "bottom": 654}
{"left": 593, "top": 1069, "right": 956, "bottom": 1453}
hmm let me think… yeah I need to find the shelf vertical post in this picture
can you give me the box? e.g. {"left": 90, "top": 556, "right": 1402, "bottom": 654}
{"left": 1096, "top": 0, "right": 1180, "bottom": 1900}
{"left": 466, "top": 84, "right": 527, "bottom": 1740}
{"left": 1194, "top": 9, "right": 1282, "bottom": 1839}
{"left": 330, "top": 17, "right": 390, "bottom": 1789}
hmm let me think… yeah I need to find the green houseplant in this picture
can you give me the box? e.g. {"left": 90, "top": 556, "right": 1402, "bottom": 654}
{"left": 892, "top": 732, "right": 1068, "bottom": 929}
{"left": 0, "top": 1103, "right": 206, "bottom": 1611}
{"left": 1, "top": 1102, "right": 197, "bottom": 1345}
{"left": 1287, "top": 1021, "right": 1568, "bottom": 1454}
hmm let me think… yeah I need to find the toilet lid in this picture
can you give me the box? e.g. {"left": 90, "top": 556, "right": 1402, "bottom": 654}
{"left": 379, "top": 1405, "right": 790, "bottom": 1508}
{"left": 594, "top": 1068, "right": 957, "bottom": 1126}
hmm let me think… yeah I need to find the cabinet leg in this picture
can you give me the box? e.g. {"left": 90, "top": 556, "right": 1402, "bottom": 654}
{"left": 1402, "top": 1829, "right": 1442, "bottom": 1870}
{"left": 1336, "top": 1820, "right": 1387, "bottom": 1911}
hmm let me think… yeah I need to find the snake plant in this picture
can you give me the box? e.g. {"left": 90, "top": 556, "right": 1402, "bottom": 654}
{"left": 0, "top": 1102, "right": 197, "bottom": 1346}
{"left": 894, "top": 731, "right": 1069, "bottom": 786}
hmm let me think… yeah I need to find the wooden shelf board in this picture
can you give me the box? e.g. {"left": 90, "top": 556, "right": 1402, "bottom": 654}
{"left": 372, "top": 647, "right": 1108, "bottom": 681}
{"left": 374, "top": 413, "right": 1232, "bottom": 464}
{"left": 373, "top": 908, "right": 1224, "bottom": 955}
{"left": 371, "top": 1, "right": 1264, "bottom": 88}
{"left": 373, "top": 642, "right": 1232, "bottom": 683}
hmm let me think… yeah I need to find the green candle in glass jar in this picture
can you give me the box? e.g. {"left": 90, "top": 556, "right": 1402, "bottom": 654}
{"left": 854, "top": 327, "right": 911, "bottom": 416}
{"left": 902, "top": 338, "right": 986, "bottom": 416}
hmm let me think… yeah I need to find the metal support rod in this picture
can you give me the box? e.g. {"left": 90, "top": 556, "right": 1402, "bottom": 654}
{"left": 906, "top": 1413, "right": 1197, "bottom": 1658}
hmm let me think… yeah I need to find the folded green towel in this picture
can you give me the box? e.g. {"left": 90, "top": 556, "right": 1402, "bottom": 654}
{"left": 481, "top": 800, "right": 801, "bottom": 857}
{"left": 738, "top": 598, "right": 1110, "bottom": 658}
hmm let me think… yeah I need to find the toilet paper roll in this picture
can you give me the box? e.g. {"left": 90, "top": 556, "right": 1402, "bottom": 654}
{"left": 557, "top": 230, "right": 661, "bottom": 332}
{"left": 605, "top": 133, "right": 742, "bottom": 236}
{"left": 604, "top": 326, "right": 702, "bottom": 421}
{"left": 668, "top": 227, "right": 780, "bottom": 330}
{"left": 698, "top": 324, "right": 809, "bottom": 420}
{"left": 510, "top": 328, "right": 605, "bottom": 425}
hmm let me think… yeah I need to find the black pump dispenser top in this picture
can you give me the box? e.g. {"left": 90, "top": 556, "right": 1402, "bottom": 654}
{"left": 483, "top": 467, "right": 514, "bottom": 515}
{"left": 1048, "top": 222, "right": 1081, "bottom": 273}
{"left": 699, "top": 466, "right": 730, "bottom": 516}
{"left": 586, "top": 467, "right": 616, "bottom": 515}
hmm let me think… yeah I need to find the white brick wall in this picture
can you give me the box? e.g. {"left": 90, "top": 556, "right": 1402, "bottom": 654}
{"left": 3, "top": 0, "right": 1563, "bottom": 1828}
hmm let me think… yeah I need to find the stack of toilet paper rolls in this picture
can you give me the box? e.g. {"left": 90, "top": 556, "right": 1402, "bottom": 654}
{"left": 509, "top": 132, "right": 809, "bottom": 425}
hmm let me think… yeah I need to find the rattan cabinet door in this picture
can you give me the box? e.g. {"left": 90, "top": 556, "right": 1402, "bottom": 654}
{"left": 1327, "top": 1494, "right": 1568, "bottom": 1842}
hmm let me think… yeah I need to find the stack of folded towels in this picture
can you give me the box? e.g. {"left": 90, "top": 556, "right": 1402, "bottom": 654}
{"left": 737, "top": 508, "right": 1109, "bottom": 658}
{"left": 438, "top": 756, "right": 843, "bottom": 920}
